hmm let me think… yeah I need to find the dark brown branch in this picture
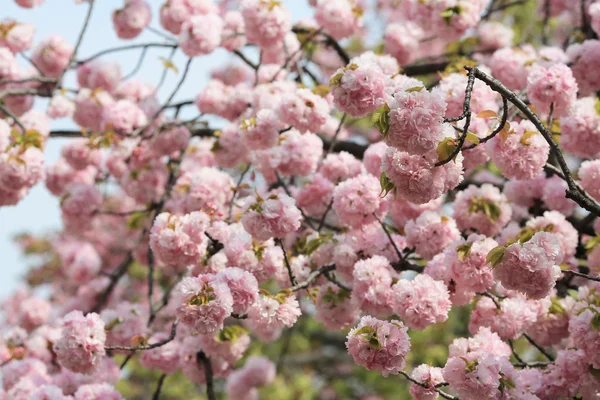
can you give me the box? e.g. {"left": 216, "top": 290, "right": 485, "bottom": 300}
{"left": 0, "top": 104, "right": 26, "bottom": 131}
{"left": 90, "top": 252, "right": 133, "bottom": 314}
{"left": 464, "top": 95, "right": 508, "bottom": 150}
{"left": 105, "top": 319, "right": 178, "bottom": 352}
{"left": 467, "top": 66, "right": 600, "bottom": 217}
{"left": 233, "top": 50, "right": 258, "bottom": 70}
{"left": 197, "top": 352, "right": 216, "bottom": 400}
{"left": 374, "top": 214, "right": 405, "bottom": 264}
{"left": 292, "top": 27, "right": 350, "bottom": 64}
{"left": 290, "top": 264, "right": 336, "bottom": 292}
{"left": 59, "top": 0, "right": 95, "bottom": 86}
{"left": 436, "top": 68, "right": 475, "bottom": 166}
{"left": 523, "top": 333, "right": 555, "bottom": 361}
{"left": 277, "top": 238, "right": 297, "bottom": 287}
{"left": 323, "top": 270, "right": 352, "bottom": 292}
{"left": 77, "top": 43, "right": 178, "bottom": 65}
{"left": 562, "top": 269, "right": 600, "bottom": 282}
{"left": 152, "top": 373, "right": 167, "bottom": 400}
{"left": 399, "top": 371, "right": 456, "bottom": 400}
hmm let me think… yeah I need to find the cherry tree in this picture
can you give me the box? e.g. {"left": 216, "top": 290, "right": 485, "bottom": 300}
{"left": 3, "top": 0, "right": 600, "bottom": 399}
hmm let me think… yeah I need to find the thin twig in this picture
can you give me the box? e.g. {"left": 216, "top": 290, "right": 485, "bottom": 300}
{"left": 105, "top": 320, "right": 178, "bottom": 352}
{"left": 399, "top": 371, "right": 456, "bottom": 400}
{"left": 124, "top": 46, "right": 149, "bottom": 80}
{"left": 464, "top": 95, "right": 508, "bottom": 150}
{"left": 466, "top": 66, "right": 600, "bottom": 217}
{"left": 523, "top": 333, "right": 555, "bottom": 361}
{"left": 323, "top": 271, "right": 352, "bottom": 292}
{"left": 197, "top": 352, "right": 216, "bottom": 400}
{"left": 152, "top": 373, "right": 167, "bottom": 400}
{"left": 436, "top": 68, "right": 475, "bottom": 166}
{"left": 277, "top": 238, "right": 297, "bottom": 287}
{"left": 317, "top": 198, "right": 334, "bottom": 233}
{"left": 562, "top": 269, "right": 600, "bottom": 282}
{"left": 233, "top": 50, "right": 258, "bottom": 70}
{"left": 228, "top": 164, "right": 252, "bottom": 222}
{"left": 58, "top": 0, "right": 96, "bottom": 87}
{"left": 77, "top": 43, "right": 178, "bottom": 65}
{"left": 324, "top": 113, "right": 347, "bottom": 158}
{"left": 290, "top": 265, "right": 335, "bottom": 292}
{"left": 0, "top": 104, "right": 26, "bottom": 131}
{"left": 374, "top": 214, "right": 405, "bottom": 263}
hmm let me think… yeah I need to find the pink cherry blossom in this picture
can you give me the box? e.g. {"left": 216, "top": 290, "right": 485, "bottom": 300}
{"left": 179, "top": 14, "right": 223, "bottom": 57}
{"left": 332, "top": 174, "right": 388, "bottom": 228}
{"left": 392, "top": 274, "right": 451, "bottom": 330}
{"left": 526, "top": 63, "right": 578, "bottom": 116}
{"left": 494, "top": 231, "right": 563, "bottom": 299}
{"left": 405, "top": 211, "right": 461, "bottom": 260}
{"left": 175, "top": 274, "right": 234, "bottom": 334}
{"left": 453, "top": 184, "right": 512, "bottom": 237}
{"left": 346, "top": 316, "right": 411, "bottom": 377}
{"left": 112, "top": 0, "right": 152, "bottom": 40}
{"left": 31, "top": 35, "right": 73, "bottom": 78}
{"left": 53, "top": 311, "right": 106, "bottom": 375}
{"left": 241, "top": 192, "right": 302, "bottom": 241}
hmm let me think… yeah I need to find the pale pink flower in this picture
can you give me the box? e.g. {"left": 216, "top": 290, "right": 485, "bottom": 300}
{"left": 0, "top": 20, "right": 35, "bottom": 53}
{"left": 159, "top": 0, "right": 218, "bottom": 34}
{"left": 526, "top": 63, "right": 578, "bottom": 116}
{"left": 453, "top": 184, "right": 512, "bottom": 237}
{"left": 241, "top": 192, "right": 302, "bottom": 241}
{"left": 331, "top": 60, "right": 387, "bottom": 118}
{"left": 381, "top": 147, "right": 463, "bottom": 204}
{"left": 149, "top": 211, "right": 211, "bottom": 271}
{"left": 405, "top": 211, "right": 461, "bottom": 260}
{"left": 175, "top": 274, "right": 234, "bottom": 334}
{"left": 112, "top": 0, "right": 152, "bottom": 40}
{"left": 279, "top": 88, "right": 330, "bottom": 133}
{"left": 54, "top": 311, "right": 106, "bottom": 375}
{"left": 393, "top": 274, "right": 451, "bottom": 330}
{"left": 332, "top": 174, "right": 388, "bottom": 228}
{"left": 410, "top": 364, "right": 445, "bottom": 400}
{"left": 494, "top": 231, "right": 563, "bottom": 299}
{"left": 215, "top": 267, "right": 259, "bottom": 315}
{"left": 179, "top": 14, "right": 223, "bottom": 57}
{"left": 240, "top": 0, "right": 291, "bottom": 49}
{"left": 31, "top": 35, "right": 73, "bottom": 78}
{"left": 314, "top": 0, "right": 363, "bottom": 40}
{"left": 485, "top": 120, "right": 550, "bottom": 180}
{"left": 102, "top": 99, "right": 147, "bottom": 134}
{"left": 346, "top": 316, "right": 411, "bottom": 377}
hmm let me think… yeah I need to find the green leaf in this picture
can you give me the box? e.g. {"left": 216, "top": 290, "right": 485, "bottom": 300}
{"left": 436, "top": 137, "right": 458, "bottom": 163}
{"left": 456, "top": 242, "right": 473, "bottom": 260}
{"left": 217, "top": 325, "right": 249, "bottom": 342}
{"left": 372, "top": 104, "right": 391, "bottom": 138}
{"left": 405, "top": 86, "right": 425, "bottom": 93}
{"left": 158, "top": 56, "right": 179, "bottom": 74}
{"left": 440, "top": 5, "right": 463, "bottom": 24}
{"left": 465, "top": 132, "right": 480, "bottom": 145}
{"left": 486, "top": 246, "right": 506, "bottom": 267}
{"left": 126, "top": 211, "right": 148, "bottom": 230}
{"left": 548, "top": 297, "right": 566, "bottom": 315}
{"left": 353, "top": 326, "right": 376, "bottom": 336}
{"left": 591, "top": 313, "right": 600, "bottom": 331}
{"left": 379, "top": 171, "right": 395, "bottom": 198}
{"left": 304, "top": 238, "right": 323, "bottom": 255}
{"left": 586, "top": 235, "right": 600, "bottom": 255}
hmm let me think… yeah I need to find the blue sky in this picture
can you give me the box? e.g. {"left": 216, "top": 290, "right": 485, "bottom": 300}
{"left": 0, "top": 0, "right": 314, "bottom": 298}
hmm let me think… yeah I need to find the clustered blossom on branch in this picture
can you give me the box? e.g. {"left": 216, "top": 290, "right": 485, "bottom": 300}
{"left": 3, "top": 0, "right": 600, "bottom": 399}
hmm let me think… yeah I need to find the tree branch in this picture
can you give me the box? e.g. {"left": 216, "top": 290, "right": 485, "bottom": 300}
{"left": 466, "top": 66, "right": 600, "bottom": 217}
